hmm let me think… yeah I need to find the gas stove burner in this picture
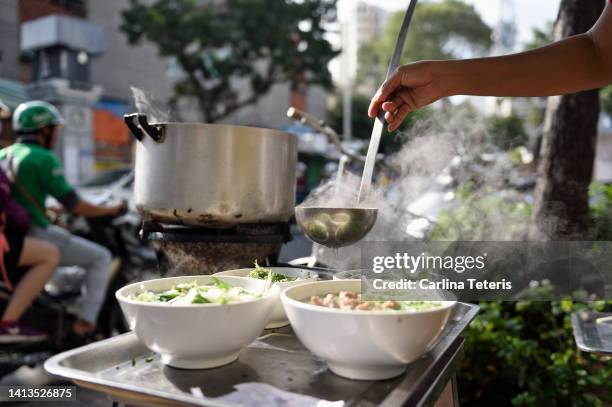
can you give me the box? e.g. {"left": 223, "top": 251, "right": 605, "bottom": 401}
{"left": 142, "top": 221, "right": 292, "bottom": 276}
{"left": 143, "top": 222, "right": 292, "bottom": 244}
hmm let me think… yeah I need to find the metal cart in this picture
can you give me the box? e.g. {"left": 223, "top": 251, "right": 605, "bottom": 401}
{"left": 45, "top": 303, "right": 479, "bottom": 407}
{"left": 571, "top": 310, "right": 612, "bottom": 356}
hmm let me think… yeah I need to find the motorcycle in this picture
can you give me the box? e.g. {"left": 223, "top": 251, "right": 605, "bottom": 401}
{"left": 0, "top": 209, "right": 159, "bottom": 378}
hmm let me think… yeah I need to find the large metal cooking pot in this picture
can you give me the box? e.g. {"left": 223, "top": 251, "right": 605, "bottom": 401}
{"left": 124, "top": 114, "right": 297, "bottom": 226}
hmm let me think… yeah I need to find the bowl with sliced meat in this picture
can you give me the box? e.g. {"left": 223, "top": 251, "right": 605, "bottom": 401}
{"left": 116, "top": 275, "right": 279, "bottom": 369}
{"left": 281, "top": 279, "right": 455, "bottom": 380}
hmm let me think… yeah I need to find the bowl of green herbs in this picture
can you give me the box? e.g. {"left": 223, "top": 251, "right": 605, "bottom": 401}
{"left": 214, "top": 262, "right": 318, "bottom": 328}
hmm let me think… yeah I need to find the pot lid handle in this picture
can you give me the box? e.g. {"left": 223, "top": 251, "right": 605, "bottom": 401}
{"left": 124, "top": 113, "right": 165, "bottom": 143}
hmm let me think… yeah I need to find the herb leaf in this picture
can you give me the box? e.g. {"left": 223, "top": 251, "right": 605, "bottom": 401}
{"left": 192, "top": 294, "right": 211, "bottom": 304}
{"left": 211, "top": 277, "right": 231, "bottom": 290}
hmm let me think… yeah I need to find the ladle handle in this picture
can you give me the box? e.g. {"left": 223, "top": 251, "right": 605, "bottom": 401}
{"left": 376, "top": 0, "right": 418, "bottom": 121}
{"left": 361, "top": 0, "right": 418, "bottom": 202}
{"left": 386, "top": 0, "right": 418, "bottom": 79}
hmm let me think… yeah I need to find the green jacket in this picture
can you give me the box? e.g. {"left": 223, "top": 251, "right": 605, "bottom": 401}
{"left": 0, "top": 142, "right": 75, "bottom": 228}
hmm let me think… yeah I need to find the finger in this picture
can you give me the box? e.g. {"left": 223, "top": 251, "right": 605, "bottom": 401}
{"left": 382, "top": 101, "right": 399, "bottom": 113}
{"left": 387, "top": 103, "right": 413, "bottom": 132}
{"left": 384, "top": 111, "right": 395, "bottom": 123}
{"left": 381, "top": 91, "right": 406, "bottom": 112}
{"left": 368, "top": 70, "right": 402, "bottom": 117}
{"left": 388, "top": 104, "right": 412, "bottom": 132}
{"left": 384, "top": 92, "right": 411, "bottom": 123}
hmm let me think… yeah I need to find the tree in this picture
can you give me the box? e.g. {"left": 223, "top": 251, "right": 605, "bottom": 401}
{"left": 121, "top": 0, "right": 338, "bottom": 123}
{"left": 524, "top": 23, "right": 554, "bottom": 50}
{"left": 485, "top": 114, "right": 528, "bottom": 151}
{"left": 342, "top": 0, "right": 491, "bottom": 154}
{"left": 357, "top": 0, "right": 492, "bottom": 86}
{"left": 530, "top": 0, "right": 605, "bottom": 240}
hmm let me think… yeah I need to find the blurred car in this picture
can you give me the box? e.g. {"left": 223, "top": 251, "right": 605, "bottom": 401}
{"left": 77, "top": 167, "right": 134, "bottom": 208}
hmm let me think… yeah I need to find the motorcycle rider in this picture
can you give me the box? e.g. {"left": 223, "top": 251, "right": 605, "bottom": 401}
{"left": 0, "top": 101, "right": 125, "bottom": 339}
{"left": 0, "top": 166, "right": 60, "bottom": 343}
{"left": 0, "top": 101, "right": 60, "bottom": 343}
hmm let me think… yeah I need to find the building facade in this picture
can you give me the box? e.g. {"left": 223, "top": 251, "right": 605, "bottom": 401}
{"left": 339, "top": 0, "right": 389, "bottom": 84}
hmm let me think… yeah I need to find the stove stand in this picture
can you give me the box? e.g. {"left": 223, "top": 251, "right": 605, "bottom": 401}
{"left": 143, "top": 222, "right": 292, "bottom": 276}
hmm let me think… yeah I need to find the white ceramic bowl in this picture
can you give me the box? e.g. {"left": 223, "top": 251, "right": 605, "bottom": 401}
{"left": 116, "top": 275, "right": 279, "bottom": 369}
{"left": 213, "top": 267, "right": 318, "bottom": 328}
{"left": 281, "top": 279, "right": 456, "bottom": 380}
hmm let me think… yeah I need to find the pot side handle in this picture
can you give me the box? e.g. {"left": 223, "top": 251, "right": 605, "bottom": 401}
{"left": 124, "top": 113, "right": 144, "bottom": 141}
{"left": 124, "top": 113, "right": 165, "bottom": 143}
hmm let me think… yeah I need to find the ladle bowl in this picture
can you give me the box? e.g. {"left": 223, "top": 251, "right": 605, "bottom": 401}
{"left": 295, "top": 207, "right": 378, "bottom": 248}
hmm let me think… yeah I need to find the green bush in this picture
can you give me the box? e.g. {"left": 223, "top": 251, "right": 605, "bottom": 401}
{"left": 485, "top": 114, "right": 528, "bottom": 151}
{"left": 459, "top": 300, "right": 612, "bottom": 406}
{"left": 432, "top": 183, "right": 612, "bottom": 405}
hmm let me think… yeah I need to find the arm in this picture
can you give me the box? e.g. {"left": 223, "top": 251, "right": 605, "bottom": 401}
{"left": 369, "top": 4, "right": 612, "bottom": 131}
{"left": 45, "top": 155, "right": 124, "bottom": 218}
{"left": 72, "top": 200, "right": 125, "bottom": 218}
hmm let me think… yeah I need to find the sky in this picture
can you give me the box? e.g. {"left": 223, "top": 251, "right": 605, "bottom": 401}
{"left": 341, "top": 0, "right": 561, "bottom": 47}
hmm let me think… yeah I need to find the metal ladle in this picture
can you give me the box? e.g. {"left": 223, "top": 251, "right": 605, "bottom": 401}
{"left": 296, "top": 0, "right": 418, "bottom": 249}
{"left": 295, "top": 206, "right": 378, "bottom": 249}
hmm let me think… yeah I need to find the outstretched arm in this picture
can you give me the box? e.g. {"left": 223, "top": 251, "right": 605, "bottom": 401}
{"left": 72, "top": 200, "right": 125, "bottom": 218}
{"left": 369, "top": 3, "right": 612, "bottom": 131}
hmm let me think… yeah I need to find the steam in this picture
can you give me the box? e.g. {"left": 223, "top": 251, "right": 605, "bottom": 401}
{"left": 304, "top": 106, "right": 532, "bottom": 269}
{"left": 130, "top": 86, "right": 171, "bottom": 123}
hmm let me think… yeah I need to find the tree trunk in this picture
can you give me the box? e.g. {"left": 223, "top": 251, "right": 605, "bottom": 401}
{"left": 530, "top": 0, "right": 604, "bottom": 240}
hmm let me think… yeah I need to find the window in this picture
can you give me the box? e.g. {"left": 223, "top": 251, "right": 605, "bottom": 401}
{"left": 50, "top": 0, "right": 86, "bottom": 16}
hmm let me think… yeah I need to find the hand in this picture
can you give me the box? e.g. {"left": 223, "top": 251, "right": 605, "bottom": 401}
{"left": 46, "top": 205, "right": 65, "bottom": 215}
{"left": 112, "top": 200, "right": 128, "bottom": 217}
{"left": 368, "top": 61, "right": 445, "bottom": 132}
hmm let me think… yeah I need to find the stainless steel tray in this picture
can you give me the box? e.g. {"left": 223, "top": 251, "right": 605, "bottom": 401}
{"left": 45, "top": 303, "right": 479, "bottom": 407}
{"left": 572, "top": 311, "right": 612, "bottom": 356}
